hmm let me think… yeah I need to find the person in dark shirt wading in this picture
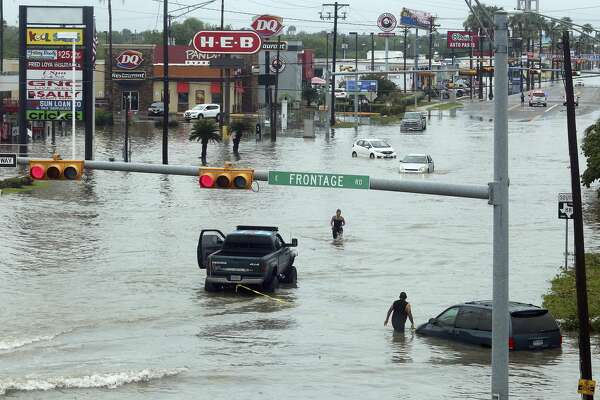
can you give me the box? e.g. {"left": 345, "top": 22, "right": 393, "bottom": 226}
{"left": 384, "top": 292, "right": 415, "bottom": 332}
{"left": 330, "top": 209, "right": 345, "bottom": 239}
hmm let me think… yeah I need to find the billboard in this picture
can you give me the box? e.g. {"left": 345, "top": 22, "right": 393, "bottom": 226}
{"left": 447, "top": 31, "right": 478, "bottom": 48}
{"left": 20, "top": 6, "right": 93, "bottom": 127}
{"left": 400, "top": 8, "right": 432, "bottom": 29}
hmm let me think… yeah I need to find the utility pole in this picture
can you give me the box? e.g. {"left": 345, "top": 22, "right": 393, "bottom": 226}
{"left": 219, "top": 0, "right": 224, "bottom": 130}
{"left": 349, "top": 32, "right": 358, "bottom": 127}
{"left": 271, "top": 35, "right": 281, "bottom": 141}
{"left": 370, "top": 33, "right": 375, "bottom": 71}
{"left": 162, "top": 0, "right": 169, "bottom": 165}
{"left": 321, "top": 2, "right": 349, "bottom": 127}
{"left": 0, "top": 0, "right": 4, "bottom": 74}
{"left": 403, "top": 27, "right": 407, "bottom": 93}
{"left": 478, "top": 28, "right": 483, "bottom": 100}
{"left": 562, "top": 30, "right": 595, "bottom": 400}
{"left": 427, "top": 16, "right": 434, "bottom": 102}
{"left": 325, "top": 32, "right": 331, "bottom": 117}
{"left": 489, "top": 38, "right": 494, "bottom": 100}
{"left": 538, "top": 29, "right": 542, "bottom": 88}
{"left": 492, "top": 11, "right": 509, "bottom": 400}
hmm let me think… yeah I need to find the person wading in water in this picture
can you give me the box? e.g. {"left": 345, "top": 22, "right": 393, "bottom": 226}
{"left": 384, "top": 292, "right": 415, "bottom": 332}
{"left": 330, "top": 209, "right": 346, "bottom": 239}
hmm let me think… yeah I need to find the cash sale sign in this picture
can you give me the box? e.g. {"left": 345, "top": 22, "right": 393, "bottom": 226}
{"left": 193, "top": 31, "right": 262, "bottom": 54}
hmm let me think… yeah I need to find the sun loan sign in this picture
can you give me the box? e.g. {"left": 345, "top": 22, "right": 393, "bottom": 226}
{"left": 268, "top": 171, "right": 370, "bottom": 190}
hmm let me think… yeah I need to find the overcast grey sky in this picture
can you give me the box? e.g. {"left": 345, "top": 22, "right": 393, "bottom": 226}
{"left": 5, "top": 0, "right": 600, "bottom": 33}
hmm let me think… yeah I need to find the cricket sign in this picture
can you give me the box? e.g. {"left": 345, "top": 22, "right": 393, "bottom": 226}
{"left": 251, "top": 15, "right": 284, "bottom": 38}
{"left": 193, "top": 31, "right": 262, "bottom": 54}
{"left": 400, "top": 8, "right": 432, "bottom": 29}
{"left": 447, "top": 31, "right": 478, "bottom": 49}
{"left": 377, "top": 13, "right": 397, "bottom": 32}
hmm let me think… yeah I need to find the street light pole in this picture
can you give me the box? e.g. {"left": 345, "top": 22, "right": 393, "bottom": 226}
{"left": 350, "top": 32, "right": 358, "bottom": 127}
{"left": 71, "top": 38, "right": 76, "bottom": 159}
{"left": 162, "top": 0, "right": 169, "bottom": 165}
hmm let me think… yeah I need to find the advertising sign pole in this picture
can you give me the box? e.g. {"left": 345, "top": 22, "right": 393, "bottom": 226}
{"left": 72, "top": 39, "right": 76, "bottom": 159}
{"left": 385, "top": 36, "right": 389, "bottom": 72}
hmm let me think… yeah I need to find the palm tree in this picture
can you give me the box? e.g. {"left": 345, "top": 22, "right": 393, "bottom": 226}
{"left": 189, "top": 119, "right": 221, "bottom": 165}
{"left": 229, "top": 118, "right": 251, "bottom": 154}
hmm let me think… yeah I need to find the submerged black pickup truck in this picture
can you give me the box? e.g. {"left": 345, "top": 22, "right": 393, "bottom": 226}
{"left": 198, "top": 226, "right": 298, "bottom": 292}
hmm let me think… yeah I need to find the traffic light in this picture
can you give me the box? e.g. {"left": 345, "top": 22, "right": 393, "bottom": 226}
{"left": 199, "top": 164, "right": 254, "bottom": 189}
{"left": 29, "top": 154, "right": 84, "bottom": 180}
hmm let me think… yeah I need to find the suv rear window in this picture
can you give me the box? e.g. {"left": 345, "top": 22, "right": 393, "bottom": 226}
{"left": 511, "top": 311, "right": 558, "bottom": 334}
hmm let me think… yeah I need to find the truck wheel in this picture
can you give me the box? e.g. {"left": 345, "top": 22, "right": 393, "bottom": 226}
{"left": 204, "top": 280, "right": 218, "bottom": 292}
{"left": 281, "top": 266, "right": 297, "bottom": 285}
{"left": 263, "top": 274, "right": 279, "bottom": 293}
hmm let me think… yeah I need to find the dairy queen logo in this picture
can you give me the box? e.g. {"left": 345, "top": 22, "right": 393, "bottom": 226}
{"left": 115, "top": 50, "right": 144, "bottom": 70}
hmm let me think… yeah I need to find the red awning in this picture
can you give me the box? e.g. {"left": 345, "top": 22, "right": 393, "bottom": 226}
{"left": 177, "top": 82, "right": 189, "bottom": 93}
{"left": 210, "top": 82, "right": 221, "bottom": 94}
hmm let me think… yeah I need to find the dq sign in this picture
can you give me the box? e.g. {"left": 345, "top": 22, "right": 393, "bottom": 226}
{"left": 447, "top": 31, "right": 478, "bottom": 48}
{"left": 193, "top": 31, "right": 262, "bottom": 54}
{"left": 251, "top": 15, "right": 284, "bottom": 38}
{"left": 115, "top": 50, "right": 144, "bottom": 69}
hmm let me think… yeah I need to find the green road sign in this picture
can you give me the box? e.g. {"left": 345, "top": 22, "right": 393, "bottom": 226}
{"left": 268, "top": 170, "right": 370, "bottom": 190}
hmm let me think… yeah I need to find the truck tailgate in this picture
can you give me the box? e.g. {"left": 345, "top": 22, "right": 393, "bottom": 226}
{"left": 209, "top": 253, "right": 264, "bottom": 275}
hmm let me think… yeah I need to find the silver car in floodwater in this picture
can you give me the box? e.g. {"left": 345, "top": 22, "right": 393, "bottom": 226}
{"left": 399, "top": 154, "right": 434, "bottom": 173}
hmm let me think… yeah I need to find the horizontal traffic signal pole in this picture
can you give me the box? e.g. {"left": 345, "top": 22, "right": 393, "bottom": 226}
{"left": 16, "top": 158, "right": 490, "bottom": 200}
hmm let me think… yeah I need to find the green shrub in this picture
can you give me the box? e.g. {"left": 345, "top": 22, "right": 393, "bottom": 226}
{"left": 95, "top": 110, "right": 113, "bottom": 126}
{"left": 542, "top": 253, "right": 600, "bottom": 332}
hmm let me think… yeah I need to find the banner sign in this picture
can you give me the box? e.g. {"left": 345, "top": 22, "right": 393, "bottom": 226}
{"left": 26, "top": 60, "right": 82, "bottom": 70}
{"left": 27, "top": 100, "right": 82, "bottom": 111}
{"left": 111, "top": 71, "right": 146, "bottom": 80}
{"left": 447, "top": 31, "right": 478, "bottom": 48}
{"left": 26, "top": 110, "right": 83, "bottom": 121}
{"left": 400, "top": 8, "right": 432, "bottom": 29}
{"left": 27, "top": 69, "right": 82, "bottom": 80}
{"left": 26, "top": 90, "right": 83, "bottom": 100}
{"left": 27, "top": 48, "right": 83, "bottom": 61}
{"left": 26, "top": 28, "right": 83, "bottom": 46}
{"left": 346, "top": 80, "right": 378, "bottom": 93}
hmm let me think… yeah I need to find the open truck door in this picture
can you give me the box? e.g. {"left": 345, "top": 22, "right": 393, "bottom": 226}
{"left": 197, "top": 229, "right": 225, "bottom": 269}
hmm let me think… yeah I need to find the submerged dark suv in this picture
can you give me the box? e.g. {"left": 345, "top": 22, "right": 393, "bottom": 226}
{"left": 416, "top": 301, "right": 561, "bottom": 351}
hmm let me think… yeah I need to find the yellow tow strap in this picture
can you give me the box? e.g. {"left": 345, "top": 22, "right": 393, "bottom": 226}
{"left": 235, "top": 284, "right": 289, "bottom": 304}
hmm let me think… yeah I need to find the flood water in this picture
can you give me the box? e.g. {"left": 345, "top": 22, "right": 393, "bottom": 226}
{"left": 1, "top": 83, "right": 600, "bottom": 398}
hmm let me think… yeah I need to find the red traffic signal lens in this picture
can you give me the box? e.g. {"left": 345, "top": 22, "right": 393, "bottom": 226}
{"left": 64, "top": 166, "right": 78, "bottom": 180}
{"left": 30, "top": 164, "right": 45, "bottom": 180}
{"left": 216, "top": 175, "right": 230, "bottom": 188}
{"left": 200, "top": 174, "right": 214, "bottom": 188}
{"left": 233, "top": 175, "right": 247, "bottom": 189}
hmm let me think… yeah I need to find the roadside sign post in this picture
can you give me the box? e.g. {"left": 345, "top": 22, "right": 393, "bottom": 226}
{"left": 558, "top": 192, "right": 573, "bottom": 268}
{"left": 0, "top": 153, "right": 17, "bottom": 167}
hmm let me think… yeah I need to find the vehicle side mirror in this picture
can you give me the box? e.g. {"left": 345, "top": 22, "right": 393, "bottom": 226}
{"left": 429, "top": 318, "right": 438, "bottom": 325}
{"left": 284, "top": 238, "right": 298, "bottom": 247}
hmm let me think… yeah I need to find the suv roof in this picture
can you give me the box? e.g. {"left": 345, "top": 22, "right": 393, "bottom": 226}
{"left": 461, "top": 300, "right": 545, "bottom": 313}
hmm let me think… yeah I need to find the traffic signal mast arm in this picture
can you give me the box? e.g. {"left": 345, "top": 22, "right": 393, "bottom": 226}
{"left": 17, "top": 158, "right": 489, "bottom": 200}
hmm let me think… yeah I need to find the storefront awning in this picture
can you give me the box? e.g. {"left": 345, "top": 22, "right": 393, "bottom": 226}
{"left": 210, "top": 82, "right": 221, "bottom": 94}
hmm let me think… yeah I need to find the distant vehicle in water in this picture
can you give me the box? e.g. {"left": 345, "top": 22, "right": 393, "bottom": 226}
{"left": 400, "top": 111, "right": 427, "bottom": 131}
{"left": 184, "top": 104, "right": 221, "bottom": 121}
{"left": 147, "top": 102, "right": 164, "bottom": 116}
{"left": 351, "top": 138, "right": 397, "bottom": 159}
{"left": 198, "top": 226, "right": 298, "bottom": 293}
{"left": 399, "top": 154, "right": 434, "bottom": 173}
{"left": 528, "top": 90, "right": 547, "bottom": 107}
{"left": 334, "top": 89, "right": 348, "bottom": 99}
{"left": 575, "top": 79, "right": 584, "bottom": 87}
{"left": 563, "top": 95, "right": 579, "bottom": 107}
{"left": 416, "top": 301, "right": 562, "bottom": 351}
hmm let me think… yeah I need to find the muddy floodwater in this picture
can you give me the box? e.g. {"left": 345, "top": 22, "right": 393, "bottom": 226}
{"left": 1, "top": 83, "right": 600, "bottom": 398}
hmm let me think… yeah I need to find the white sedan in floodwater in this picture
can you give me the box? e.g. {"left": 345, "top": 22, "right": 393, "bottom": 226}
{"left": 399, "top": 154, "right": 435, "bottom": 173}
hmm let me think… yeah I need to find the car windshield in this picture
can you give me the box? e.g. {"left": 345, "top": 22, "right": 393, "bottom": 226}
{"left": 369, "top": 140, "right": 390, "bottom": 148}
{"left": 151, "top": 102, "right": 163, "bottom": 107}
{"left": 403, "top": 155, "right": 427, "bottom": 163}
{"left": 404, "top": 112, "right": 421, "bottom": 119}
{"left": 511, "top": 310, "right": 559, "bottom": 334}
